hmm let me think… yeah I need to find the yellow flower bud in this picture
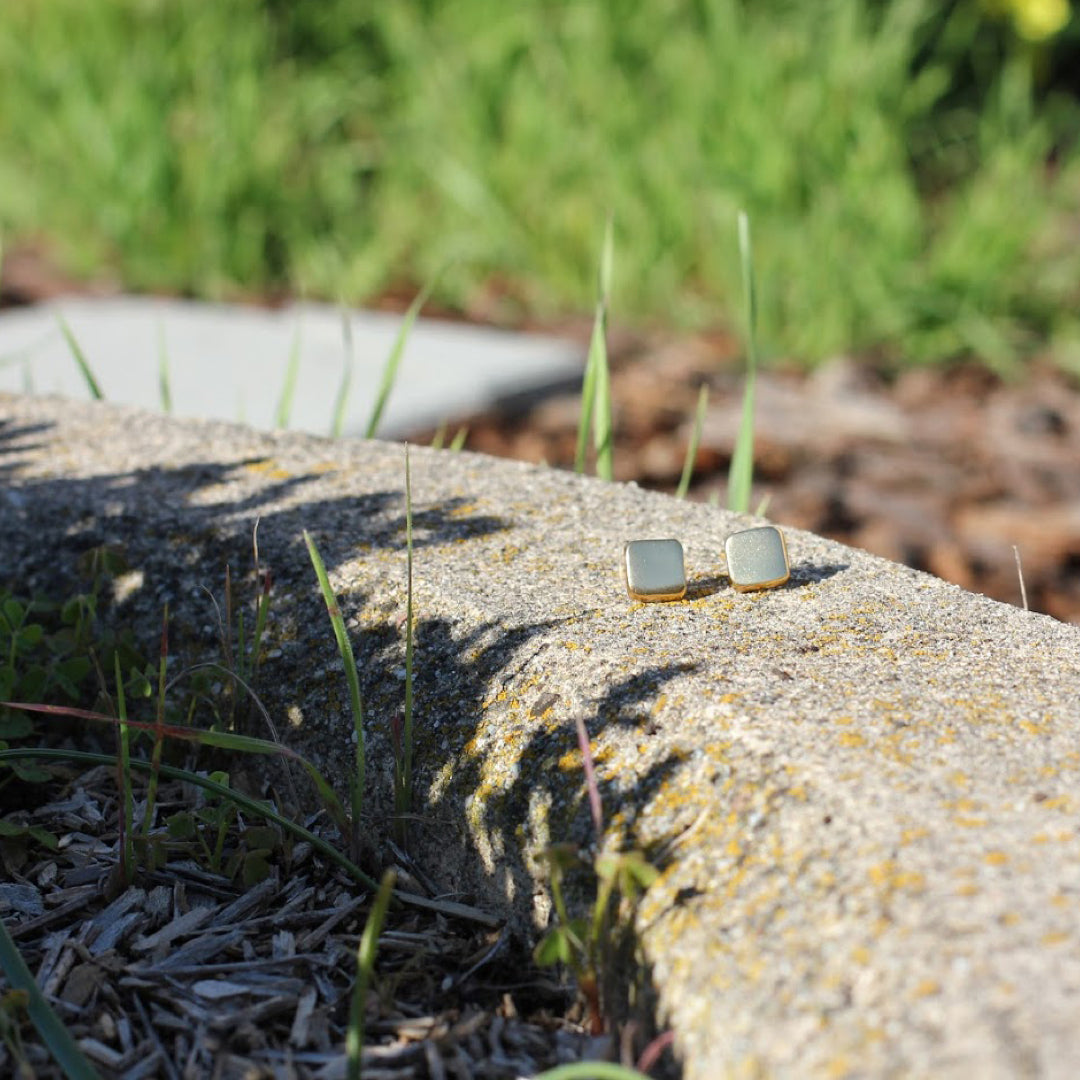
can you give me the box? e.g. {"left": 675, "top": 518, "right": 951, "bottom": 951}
{"left": 1009, "top": 0, "right": 1071, "bottom": 41}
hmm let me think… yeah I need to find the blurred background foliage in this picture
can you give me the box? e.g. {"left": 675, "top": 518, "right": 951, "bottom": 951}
{"left": 0, "top": 0, "right": 1078, "bottom": 370}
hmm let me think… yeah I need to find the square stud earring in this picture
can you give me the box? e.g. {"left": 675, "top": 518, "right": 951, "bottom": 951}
{"left": 623, "top": 539, "right": 687, "bottom": 602}
{"left": 725, "top": 525, "right": 790, "bottom": 592}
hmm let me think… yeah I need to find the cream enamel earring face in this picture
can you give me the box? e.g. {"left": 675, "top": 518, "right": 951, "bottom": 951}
{"left": 623, "top": 539, "right": 686, "bottom": 602}
{"left": 725, "top": 526, "right": 790, "bottom": 592}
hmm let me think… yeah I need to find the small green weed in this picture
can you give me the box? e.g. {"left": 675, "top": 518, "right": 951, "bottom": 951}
{"left": 163, "top": 771, "right": 282, "bottom": 886}
{"left": 0, "top": 547, "right": 144, "bottom": 787}
{"left": 534, "top": 716, "right": 659, "bottom": 1035}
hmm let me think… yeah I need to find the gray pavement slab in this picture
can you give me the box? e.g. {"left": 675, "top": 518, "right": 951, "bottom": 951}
{"left": 3, "top": 392, "right": 1080, "bottom": 1078}
{"left": 0, "top": 296, "right": 584, "bottom": 437}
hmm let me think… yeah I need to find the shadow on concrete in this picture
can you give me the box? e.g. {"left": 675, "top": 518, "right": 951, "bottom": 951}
{"left": 792, "top": 561, "right": 849, "bottom": 585}
{"left": 0, "top": 411, "right": 683, "bottom": 1074}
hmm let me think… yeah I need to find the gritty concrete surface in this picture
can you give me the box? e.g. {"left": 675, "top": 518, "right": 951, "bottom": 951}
{"left": 0, "top": 296, "right": 583, "bottom": 437}
{"left": 3, "top": 392, "right": 1080, "bottom": 1079}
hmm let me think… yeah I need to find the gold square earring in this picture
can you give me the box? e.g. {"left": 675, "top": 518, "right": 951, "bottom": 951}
{"left": 623, "top": 539, "right": 687, "bottom": 602}
{"left": 725, "top": 526, "right": 790, "bottom": 592}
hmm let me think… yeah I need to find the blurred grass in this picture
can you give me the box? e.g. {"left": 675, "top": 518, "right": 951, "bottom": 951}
{"left": 0, "top": 0, "right": 1079, "bottom": 370}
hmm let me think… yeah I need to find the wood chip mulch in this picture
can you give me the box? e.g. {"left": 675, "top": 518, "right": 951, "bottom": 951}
{"left": 1, "top": 763, "right": 632, "bottom": 1080}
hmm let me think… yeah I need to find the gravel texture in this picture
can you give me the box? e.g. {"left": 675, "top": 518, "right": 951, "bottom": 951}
{"left": 3, "top": 392, "right": 1080, "bottom": 1078}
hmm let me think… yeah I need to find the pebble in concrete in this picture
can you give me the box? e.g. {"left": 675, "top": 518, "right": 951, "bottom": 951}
{"left": 2, "top": 392, "right": 1080, "bottom": 1079}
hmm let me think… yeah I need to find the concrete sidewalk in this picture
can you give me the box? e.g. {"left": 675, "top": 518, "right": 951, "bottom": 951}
{"left": 0, "top": 296, "right": 584, "bottom": 438}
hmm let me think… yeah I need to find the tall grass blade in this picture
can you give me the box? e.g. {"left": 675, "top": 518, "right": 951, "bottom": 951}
{"left": 395, "top": 447, "right": 415, "bottom": 838}
{"left": 364, "top": 279, "right": 437, "bottom": 439}
{"left": 0, "top": 916, "right": 104, "bottom": 1080}
{"left": 430, "top": 421, "right": 447, "bottom": 450}
{"left": 448, "top": 425, "right": 469, "bottom": 452}
{"left": 57, "top": 314, "right": 104, "bottom": 400}
{"left": 157, "top": 320, "right": 172, "bottom": 414}
{"left": 142, "top": 606, "right": 169, "bottom": 836}
{"left": 590, "top": 329, "right": 614, "bottom": 482}
{"left": 728, "top": 211, "right": 758, "bottom": 514}
{"left": 5, "top": 698, "right": 351, "bottom": 837}
{"left": 276, "top": 323, "right": 303, "bottom": 429}
{"left": 675, "top": 384, "right": 709, "bottom": 499}
{"left": 114, "top": 653, "right": 135, "bottom": 884}
{"left": 347, "top": 869, "right": 396, "bottom": 1080}
{"left": 304, "top": 531, "right": 366, "bottom": 833}
{"left": 331, "top": 310, "right": 354, "bottom": 439}
{"left": 222, "top": 564, "right": 237, "bottom": 676}
{"left": 0, "top": 746, "right": 378, "bottom": 890}
{"left": 575, "top": 216, "right": 615, "bottom": 478}
{"left": 574, "top": 345, "right": 598, "bottom": 475}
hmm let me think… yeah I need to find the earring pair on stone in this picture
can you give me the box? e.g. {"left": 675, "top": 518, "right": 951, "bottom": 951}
{"left": 622, "top": 526, "right": 790, "bottom": 602}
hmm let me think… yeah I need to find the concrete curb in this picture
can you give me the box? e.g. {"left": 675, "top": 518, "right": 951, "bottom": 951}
{"left": 3, "top": 392, "right": 1080, "bottom": 1078}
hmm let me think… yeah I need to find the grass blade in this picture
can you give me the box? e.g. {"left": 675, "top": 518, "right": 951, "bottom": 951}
{"left": 114, "top": 653, "right": 135, "bottom": 885}
{"left": 394, "top": 447, "right": 416, "bottom": 838}
{"left": 0, "top": 747, "right": 378, "bottom": 890}
{"left": 4, "top": 699, "right": 351, "bottom": 839}
{"left": 574, "top": 344, "right": 598, "bottom": 475}
{"left": 347, "top": 868, "right": 396, "bottom": 1080}
{"left": 364, "top": 279, "right": 437, "bottom": 439}
{"left": 575, "top": 215, "right": 615, "bottom": 478}
{"left": 304, "top": 530, "right": 366, "bottom": 834}
{"left": 448, "top": 425, "right": 469, "bottom": 452}
{"left": 675, "top": 384, "right": 709, "bottom": 499}
{"left": 0, "top": 916, "right": 104, "bottom": 1080}
{"left": 157, "top": 319, "right": 172, "bottom": 414}
{"left": 728, "top": 210, "right": 758, "bottom": 514}
{"left": 276, "top": 323, "right": 303, "bottom": 429}
{"left": 142, "top": 606, "right": 169, "bottom": 837}
{"left": 532, "top": 1062, "right": 651, "bottom": 1079}
{"left": 57, "top": 314, "right": 104, "bottom": 400}
{"left": 331, "top": 310, "right": 354, "bottom": 439}
{"left": 590, "top": 321, "right": 614, "bottom": 481}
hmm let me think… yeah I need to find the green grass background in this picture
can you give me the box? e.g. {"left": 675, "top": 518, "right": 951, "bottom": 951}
{"left": 1, "top": 0, "right": 1079, "bottom": 370}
